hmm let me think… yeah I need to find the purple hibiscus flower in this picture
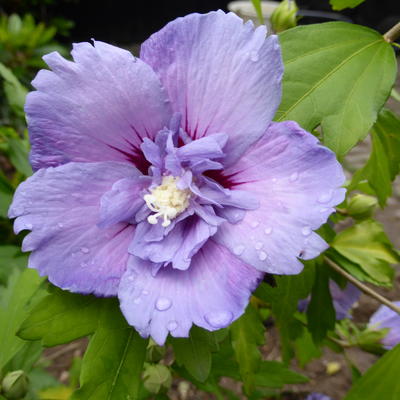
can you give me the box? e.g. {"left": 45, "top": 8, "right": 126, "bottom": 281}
{"left": 306, "top": 393, "right": 333, "bottom": 400}
{"left": 368, "top": 301, "right": 400, "bottom": 349}
{"left": 9, "top": 11, "right": 345, "bottom": 344}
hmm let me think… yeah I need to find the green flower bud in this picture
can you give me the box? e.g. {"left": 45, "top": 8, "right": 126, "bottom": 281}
{"left": 347, "top": 194, "right": 378, "bottom": 220}
{"left": 2, "top": 370, "right": 29, "bottom": 400}
{"left": 270, "top": 0, "right": 299, "bottom": 33}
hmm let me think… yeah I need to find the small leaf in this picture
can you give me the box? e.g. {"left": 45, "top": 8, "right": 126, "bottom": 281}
{"left": 331, "top": 220, "right": 399, "bottom": 286}
{"left": 71, "top": 299, "right": 147, "bottom": 400}
{"left": 18, "top": 288, "right": 102, "bottom": 346}
{"left": 277, "top": 22, "right": 396, "bottom": 156}
{"left": 344, "top": 344, "right": 400, "bottom": 399}
{"left": 330, "top": 0, "right": 366, "bottom": 10}
{"left": 230, "top": 304, "right": 265, "bottom": 394}
{"left": 171, "top": 326, "right": 213, "bottom": 382}
{"left": 350, "top": 109, "right": 400, "bottom": 206}
{"left": 306, "top": 262, "right": 336, "bottom": 344}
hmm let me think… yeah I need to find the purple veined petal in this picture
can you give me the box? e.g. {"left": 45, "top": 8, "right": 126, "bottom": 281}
{"left": 329, "top": 281, "right": 360, "bottom": 320}
{"left": 8, "top": 161, "right": 138, "bottom": 296}
{"left": 213, "top": 121, "right": 345, "bottom": 274}
{"left": 129, "top": 215, "right": 217, "bottom": 271}
{"left": 27, "top": 41, "right": 172, "bottom": 171}
{"left": 118, "top": 239, "right": 263, "bottom": 345}
{"left": 140, "top": 10, "right": 283, "bottom": 167}
{"left": 99, "top": 175, "right": 152, "bottom": 228}
{"left": 368, "top": 301, "right": 400, "bottom": 349}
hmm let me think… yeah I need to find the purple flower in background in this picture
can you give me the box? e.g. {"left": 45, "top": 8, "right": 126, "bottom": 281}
{"left": 299, "top": 281, "right": 360, "bottom": 320}
{"left": 368, "top": 301, "right": 400, "bottom": 349}
{"left": 306, "top": 393, "right": 333, "bottom": 400}
{"left": 9, "top": 11, "right": 345, "bottom": 344}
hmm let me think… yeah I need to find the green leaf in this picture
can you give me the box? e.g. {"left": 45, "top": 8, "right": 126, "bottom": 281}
{"left": 71, "top": 299, "right": 147, "bottom": 400}
{"left": 350, "top": 109, "right": 400, "bottom": 206}
{"left": 0, "top": 170, "right": 14, "bottom": 218}
{"left": 330, "top": 0, "right": 366, "bottom": 10}
{"left": 0, "top": 269, "right": 44, "bottom": 369}
{"left": 18, "top": 288, "right": 103, "bottom": 347}
{"left": 294, "top": 324, "right": 322, "bottom": 367}
{"left": 277, "top": 22, "right": 396, "bottom": 156}
{"left": 143, "top": 364, "right": 172, "bottom": 394}
{"left": 331, "top": 220, "right": 399, "bottom": 286}
{"left": 8, "top": 137, "right": 32, "bottom": 177}
{"left": 171, "top": 326, "right": 213, "bottom": 382}
{"left": 0, "top": 62, "right": 28, "bottom": 116}
{"left": 0, "top": 245, "right": 27, "bottom": 285}
{"left": 344, "top": 344, "right": 400, "bottom": 399}
{"left": 230, "top": 304, "right": 265, "bottom": 394}
{"left": 306, "top": 262, "right": 336, "bottom": 343}
{"left": 253, "top": 361, "right": 308, "bottom": 388}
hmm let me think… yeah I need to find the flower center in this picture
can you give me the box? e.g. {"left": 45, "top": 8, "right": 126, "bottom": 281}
{"left": 144, "top": 176, "right": 191, "bottom": 227}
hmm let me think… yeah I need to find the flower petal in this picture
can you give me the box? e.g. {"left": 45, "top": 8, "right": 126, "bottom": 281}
{"left": 9, "top": 162, "right": 138, "bottom": 296}
{"left": 27, "top": 41, "right": 172, "bottom": 170}
{"left": 214, "top": 121, "right": 345, "bottom": 274}
{"left": 140, "top": 11, "right": 283, "bottom": 166}
{"left": 118, "top": 240, "right": 262, "bottom": 344}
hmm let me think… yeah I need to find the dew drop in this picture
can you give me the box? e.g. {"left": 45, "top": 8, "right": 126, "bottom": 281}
{"left": 301, "top": 226, "right": 312, "bottom": 236}
{"left": 80, "top": 262, "right": 88, "bottom": 268}
{"left": 320, "top": 207, "right": 330, "bottom": 213}
{"left": 318, "top": 190, "right": 333, "bottom": 204}
{"left": 250, "top": 50, "right": 259, "bottom": 62}
{"left": 272, "top": 178, "right": 277, "bottom": 183}
{"left": 255, "top": 242, "right": 263, "bottom": 250}
{"left": 264, "top": 227, "right": 273, "bottom": 235}
{"left": 233, "top": 245, "right": 245, "bottom": 256}
{"left": 289, "top": 172, "right": 299, "bottom": 182}
{"left": 156, "top": 297, "right": 172, "bottom": 311}
{"left": 133, "top": 297, "right": 141, "bottom": 305}
{"left": 251, "top": 221, "right": 259, "bottom": 228}
{"left": 25, "top": 223, "right": 33, "bottom": 230}
{"left": 142, "top": 290, "right": 149, "bottom": 296}
{"left": 258, "top": 251, "right": 267, "bottom": 261}
{"left": 57, "top": 222, "right": 64, "bottom": 228}
{"left": 205, "top": 311, "right": 233, "bottom": 328}
{"left": 167, "top": 321, "right": 178, "bottom": 331}
{"left": 80, "top": 247, "right": 89, "bottom": 254}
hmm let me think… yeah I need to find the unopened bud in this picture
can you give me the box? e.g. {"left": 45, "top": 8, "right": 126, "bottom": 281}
{"left": 2, "top": 370, "right": 29, "bottom": 399}
{"left": 270, "top": 0, "right": 299, "bottom": 33}
{"left": 347, "top": 194, "right": 377, "bottom": 220}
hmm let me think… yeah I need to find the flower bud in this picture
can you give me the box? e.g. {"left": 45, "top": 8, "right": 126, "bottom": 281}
{"left": 270, "top": 0, "right": 299, "bottom": 33}
{"left": 1, "top": 370, "right": 29, "bottom": 400}
{"left": 347, "top": 194, "right": 377, "bottom": 220}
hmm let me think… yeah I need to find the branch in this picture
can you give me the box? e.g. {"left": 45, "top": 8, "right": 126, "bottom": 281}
{"left": 324, "top": 257, "right": 400, "bottom": 315}
{"left": 384, "top": 22, "right": 400, "bottom": 43}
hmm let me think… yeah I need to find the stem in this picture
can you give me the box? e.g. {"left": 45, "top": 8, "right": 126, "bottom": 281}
{"left": 325, "top": 257, "right": 400, "bottom": 315}
{"left": 392, "top": 42, "right": 400, "bottom": 49}
{"left": 384, "top": 22, "right": 400, "bottom": 43}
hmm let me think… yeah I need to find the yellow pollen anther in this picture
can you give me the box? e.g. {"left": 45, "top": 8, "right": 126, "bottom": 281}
{"left": 144, "top": 176, "right": 190, "bottom": 227}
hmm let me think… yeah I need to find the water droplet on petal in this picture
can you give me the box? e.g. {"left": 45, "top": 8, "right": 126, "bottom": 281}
{"left": 272, "top": 178, "right": 277, "bottom": 183}
{"left": 156, "top": 297, "right": 172, "bottom": 311}
{"left": 258, "top": 251, "right": 267, "bottom": 261}
{"left": 289, "top": 172, "right": 299, "bottom": 182}
{"left": 134, "top": 297, "right": 141, "bottom": 305}
{"left": 142, "top": 290, "right": 149, "bottom": 296}
{"left": 205, "top": 311, "right": 233, "bottom": 328}
{"left": 255, "top": 242, "right": 263, "bottom": 250}
{"left": 167, "top": 321, "right": 178, "bottom": 331}
{"left": 318, "top": 190, "right": 333, "bottom": 204}
{"left": 80, "top": 247, "right": 89, "bottom": 254}
{"left": 250, "top": 50, "right": 259, "bottom": 62}
{"left": 251, "top": 221, "right": 259, "bottom": 228}
{"left": 80, "top": 262, "right": 88, "bottom": 268}
{"left": 25, "top": 223, "right": 33, "bottom": 230}
{"left": 57, "top": 222, "right": 64, "bottom": 228}
{"left": 302, "top": 226, "right": 312, "bottom": 236}
{"left": 264, "top": 227, "right": 273, "bottom": 235}
{"left": 233, "top": 245, "right": 245, "bottom": 256}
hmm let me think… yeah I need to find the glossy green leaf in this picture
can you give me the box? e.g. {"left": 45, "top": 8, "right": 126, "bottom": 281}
{"left": 277, "top": 22, "right": 396, "bottom": 156}
{"left": 344, "top": 344, "right": 400, "bottom": 399}
{"left": 18, "top": 288, "right": 102, "bottom": 347}
{"left": 306, "top": 262, "right": 336, "bottom": 343}
{"left": 171, "top": 326, "right": 213, "bottom": 382}
{"left": 71, "top": 299, "right": 147, "bottom": 400}
{"left": 350, "top": 109, "right": 400, "bottom": 206}
{"left": 331, "top": 220, "right": 399, "bottom": 286}
{"left": 230, "top": 304, "right": 264, "bottom": 394}
{"left": 0, "top": 62, "right": 27, "bottom": 116}
{"left": 0, "top": 269, "right": 44, "bottom": 369}
{"left": 0, "top": 245, "right": 27, "bottom": 286}
{"left": 330, "top": 0, "right": 366, "bottom": 10}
